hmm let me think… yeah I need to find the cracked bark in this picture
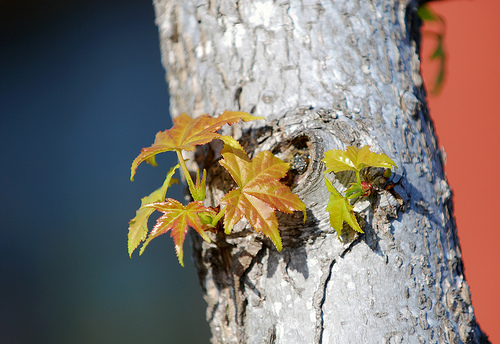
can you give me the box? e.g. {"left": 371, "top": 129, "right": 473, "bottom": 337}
{"left": 153, "top": 0, "right": 490, "bottom": 343}
{"left": 312, "top": 257, "right": 336, "bottom": 343}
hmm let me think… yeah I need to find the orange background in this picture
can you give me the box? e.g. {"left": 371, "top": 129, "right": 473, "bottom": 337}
{"left": 421, "top": 0, "right": 500, "bottom": 341}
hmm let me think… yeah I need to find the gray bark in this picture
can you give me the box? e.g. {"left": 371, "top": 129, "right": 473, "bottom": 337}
{"left": 153, "top": 0, "right": 490, "bottom": 343}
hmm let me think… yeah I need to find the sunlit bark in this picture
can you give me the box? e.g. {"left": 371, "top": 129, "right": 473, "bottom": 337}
{"left": 153, "top": 0, "right": 489, "bottom": 342}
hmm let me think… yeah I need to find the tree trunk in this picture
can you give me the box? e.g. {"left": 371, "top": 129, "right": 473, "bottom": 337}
{"left": 153, "top": 0, "right": 490, "bottom": 343}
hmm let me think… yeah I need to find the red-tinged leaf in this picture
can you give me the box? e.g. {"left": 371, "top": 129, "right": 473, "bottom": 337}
{"left": 324, "top": 176, "right": 363, "bottom": 237}
{"left": 128, "top": 164, "right": 179, "bottom": 257}
{"left": 140, "top": 200, "right": 215, "bottom": 266}
{"left": 219, "top": 148, "right": 306, "bottom": 251}
{"left": 130, "top": 111, "right": 263, "bottom": 181}
{"left": 323, "top": 145, "right": 397, "bottom": 174}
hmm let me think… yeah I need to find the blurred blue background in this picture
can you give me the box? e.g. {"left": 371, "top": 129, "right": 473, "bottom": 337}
{"left": 1, "top": 0, "right": 210, "bottom": 343}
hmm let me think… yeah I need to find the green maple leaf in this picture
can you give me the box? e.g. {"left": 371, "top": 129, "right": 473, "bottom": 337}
{"left": 128, "top": 164, "right": 179, "bottom": 257}
{"left": 140, "top": 199, "right": 215, "bottom": 267}
{"left": 324, "top": 176, "right": 363, "bottom": 237}
{"left": 219, "top": 142, "right": 306, "bottom": 251}
{"left": 323, "top": 145, "right": 396, "bottom": 174}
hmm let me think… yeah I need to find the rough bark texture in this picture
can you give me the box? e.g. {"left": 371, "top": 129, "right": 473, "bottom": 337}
{"left": 153, "top": 0, "right": 490, "bottom": 343}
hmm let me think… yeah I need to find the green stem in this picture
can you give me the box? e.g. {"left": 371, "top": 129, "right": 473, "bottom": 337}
{"left": 355, "top": 170, "right": 362, "bottom": 185}
{"left": 212, "top": 206, "right": 226, "bottom": 226}
{"left": 176, "top": 149, "right": 196, "bottom": 198}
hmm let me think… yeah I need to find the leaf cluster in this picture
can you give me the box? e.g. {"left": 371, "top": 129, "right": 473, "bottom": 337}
{"left": 128, "top": 111, "right": 306, "bottom": 266}
{"left": 128, "top": 111, "right": 398, "bottom": 265}
{"left": 322, "top": 146, "right": 397, "bottom": 238}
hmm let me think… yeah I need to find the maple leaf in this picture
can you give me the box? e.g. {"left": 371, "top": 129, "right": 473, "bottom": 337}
{"left": 128, "top": 164, "right": 179, "bottom": 257}
{"left": 219, "top": 144, "right": 306, "bottom": 251}
{"left": 323, "top": 145, "right": 396, "bottom": 174}
{"left": 130, "top": 111, "right": 263, "bottom": 181}
{"left": 324, "top": 176, "right": 363, "bottom": 237}
{"left": 140, "top": 199, "right": 215, "bottom": 267}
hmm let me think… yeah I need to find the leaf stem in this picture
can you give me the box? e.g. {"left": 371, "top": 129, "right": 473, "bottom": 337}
{"left": 355, "top": 170, "right": 362, "bottom": 185}
{"left": 176, "top": 149, "right": 197, "bottom": 198}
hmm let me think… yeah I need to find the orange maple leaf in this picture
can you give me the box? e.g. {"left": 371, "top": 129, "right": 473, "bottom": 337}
{"left": 219, "top": 144, "right": 306, "bottom": 251}
{"left": 130, "top": 111, "right": 263, "bottom": 181}
{"left": 140, "top": 199, "right": 215, "bottom": 266}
